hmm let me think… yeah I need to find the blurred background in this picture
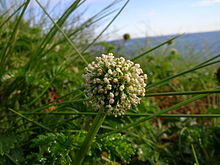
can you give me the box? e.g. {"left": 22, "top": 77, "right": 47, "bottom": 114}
{"left": 1, "top": 0, "right": 220, "bottom": 164}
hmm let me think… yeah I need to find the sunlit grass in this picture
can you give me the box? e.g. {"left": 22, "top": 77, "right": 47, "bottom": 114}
{"left": 0, "top": 0, "right": 220, "bottom": 164}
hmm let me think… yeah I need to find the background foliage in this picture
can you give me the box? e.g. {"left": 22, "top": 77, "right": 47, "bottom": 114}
{"left": 0, "top": 0, "right": 220, "bottom": 164}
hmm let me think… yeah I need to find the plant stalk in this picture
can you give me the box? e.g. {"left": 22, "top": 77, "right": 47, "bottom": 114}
{"left": 73, "top": 112, "right": 106, "bottom": 165}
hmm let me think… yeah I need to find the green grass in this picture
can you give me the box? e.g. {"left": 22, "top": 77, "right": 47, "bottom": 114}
{"left": 0, "top": 0, "right": 220, "bottom": 165}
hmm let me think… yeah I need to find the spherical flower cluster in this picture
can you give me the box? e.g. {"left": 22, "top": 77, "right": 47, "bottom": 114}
{"left": 83, "top": 53, "right": 147, "bottom": 116}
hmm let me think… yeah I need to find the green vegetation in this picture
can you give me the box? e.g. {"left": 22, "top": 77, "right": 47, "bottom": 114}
{"left": 0, "top": 0, "right": 220, "bottom": 164}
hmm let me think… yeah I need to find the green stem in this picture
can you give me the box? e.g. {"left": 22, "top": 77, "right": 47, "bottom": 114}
{"left": 5, "top": 153, "right": 20, "bottom": 165}
{"left": 98, "top": 93, "right": 208, "bottom": 139}
{"left": 146, "top": 60, "right": 220, "bottom": 90}
{"left": 73, "top": 112, "right": 106, "bottom": 165}
{"left": 81, "top": 0, "right": 130, "bottom": 53}
{"left": 0, "top": 0, "right": 30, "bottom": 76}
{"left": 35, "top": 0, "right": 88, "bottom": 65}
{"left": 0, "top": 2, "right": 25, "bottom": 29}
{"left": 31, "top": 99, "right": 89, "bottom": 112}
{"left": 27, "top": 79, "right": 54, "bottom": 107}
{"left": 131, "top": 34, "right": 183, "bottom": 61}
{"left": 145, "top": 89, "right": 220, "bottom": 97}
{"left": 8, "top": 108, "right": 52, "bottom": 132}
{"left": 13, "top": 112, "right": 220, "bottom": 118}
{"left": 191, "top": 144, "right": 200, "bottom": 165}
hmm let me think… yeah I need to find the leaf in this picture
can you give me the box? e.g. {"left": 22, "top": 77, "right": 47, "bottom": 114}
{"left": 0, "top": 135, "right": 17, "bottom": 155}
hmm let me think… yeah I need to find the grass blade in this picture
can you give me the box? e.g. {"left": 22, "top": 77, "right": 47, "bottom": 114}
{"left": 16, "top": 112, "right": 220, "bottom": 118}
{"left": 99, "top": 93, "right": 209, "bottom": 138}
{"left": 0, "top": 0, "right": 31, "bottom": 76}
{"left": 41, "top": 8, "right": 118, "bottom": 59}
{"left": 191, "top": 144, "right": 200, "bottom": 165}
{"left": 124, "top": 113, "right": 220, "bottom": 117}
{"left": 195, "top": 54, "right": 220, "bottom": 67}
{"left": 8, "top": 108, "right": 52, "bottom": 132}
{"left": 18, "top": 112, "right": 97, "bottom": 116}
{"left": 73, "top": 112, "right": 106, "bottom": 164}
{"left": 31, "top": 99, "right": 89, "bottom": 112}
{"left": 131, "top": 34, "right": 183, "bottom": 61}
{"left": 146, "top": 59, "right": 220, "bottom": 90}
{"left": 5, "top": 153, "right": 20, "bottom": 165}
{"left": 145, "top": 89, "right": 220, "bottom": 97}
{"left": 26, "top": 0, "right": 84, "bottom": 70}
{"left": 34, "top": 0, "right": 88, "bottom": 65}
{"left": 27, "top": 79, "right": 54, "bottom": 107}
{"left": 81, "top": 0, "right": 130, "bottom": 53}
{"left": 0, "top": 2, "right": 25, "bottom": 29}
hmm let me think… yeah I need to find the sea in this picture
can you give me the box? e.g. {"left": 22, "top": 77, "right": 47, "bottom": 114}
{"left": 108, "top": 30, "right": 220, "bottom": 60}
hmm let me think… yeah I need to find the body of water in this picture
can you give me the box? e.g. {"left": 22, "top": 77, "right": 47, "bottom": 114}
{"left": 109, "top": 31, "right": 220, "bottom": 60}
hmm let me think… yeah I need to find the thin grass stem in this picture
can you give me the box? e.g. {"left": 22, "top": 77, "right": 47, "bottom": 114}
{"left": 145, "top": 89, "right": 220, "bottom": 97}
{"left": 25, "top": 0, "right": 83, "bottom": 71}
{"left": 146, "top": 59, "right": 220, "bottom": 90}
{"left": 5, "top": 153, "right": 20, "bottom": 165}
{"left": 14, "top": 112, "right": 220, "bottom": 118}
{"left": 27, "top": 79, "right": 54, "bottom": 107}
{"left": 131, "top": 34, "right": 183, "bottom": 61}
{"left": 195, "top": 54, "right": 220, "bottom": 67}
{"left": 35, "top": 0, "right": 88, "bottom": 65}
{"left": 72, "top": 112, "right": 106, "bottom": 165}
{"left": 81, "top": 0, "right": 130, "bottom": 53}
{"left": 0, "top": 0, "right": 30, "bottom": 76}
{"left": 8, "top": 108, "right": 52, "bottom": 132}
{"left": 0, "top": 2, "right": 25, "bottom": 29}
{"left": 98, "top": 93, "right": 209, "bottom": 138}
{"left": 191, "top": 144, "right": 200, "bottom": 165}
{"left": 31, "top": 99, "right": 89, "bottom": 112}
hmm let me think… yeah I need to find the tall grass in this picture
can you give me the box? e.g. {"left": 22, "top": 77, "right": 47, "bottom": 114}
{"left": 0, "top": 0, "right": 220, "bottom": 164}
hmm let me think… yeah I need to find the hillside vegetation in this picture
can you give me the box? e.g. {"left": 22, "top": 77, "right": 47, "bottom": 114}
{"left": 0, "top": 1, "right": 220, "bottom": 165}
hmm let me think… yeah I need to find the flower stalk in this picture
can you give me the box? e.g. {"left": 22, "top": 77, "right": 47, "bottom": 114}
{"left": 73, "top": 53, "right": 147, "bottom": 164}
{"left": 73, "top": 112, "right": 106, "bottom": 165}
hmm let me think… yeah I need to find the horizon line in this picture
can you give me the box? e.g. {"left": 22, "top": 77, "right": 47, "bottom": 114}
{"left": 107, "top": 29, "right": 220, "bottom": 42}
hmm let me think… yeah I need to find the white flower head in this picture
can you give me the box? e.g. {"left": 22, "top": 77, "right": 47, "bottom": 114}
{"left": 83, "top": 53, "right": 147, "bottom": 116}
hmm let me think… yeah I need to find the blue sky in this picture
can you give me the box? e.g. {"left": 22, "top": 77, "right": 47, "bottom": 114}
{"left": 29, "top": 0, "right": 220, "bottom": 40}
